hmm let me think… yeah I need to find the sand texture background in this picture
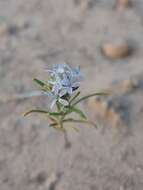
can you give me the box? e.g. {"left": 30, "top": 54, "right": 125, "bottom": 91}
{"left": 0, "top": 0, "right": 143, "bottom": 189}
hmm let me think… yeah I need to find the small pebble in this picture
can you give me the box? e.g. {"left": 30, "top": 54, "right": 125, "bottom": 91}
{"left": 117, "top": 0, "right": 131, "bottom": 11}
{"left": 102, "top": 39, "right": 130, "bottom": 59}
{"left": 119, "top": 0, "right": 130, "bottom": 7}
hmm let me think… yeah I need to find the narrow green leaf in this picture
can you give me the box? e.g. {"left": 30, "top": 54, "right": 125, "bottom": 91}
{"left": 49, "top": 112, "right": 63, "bottom": 116}
{"left": 33, "top": 78, "right": 46, "bottom": 88}
{"left": 23, "top": 109, "right": 63, "bottom": 120}
{"left": 70, "top": 107, "right": 87, "bottom": 120}
{"left": 73, "top": 92, "right": 108, "bottom": 105}
{"left": 33, "top": 78, "right": 51, "bottom": 91}
{"left": 69, "top": 91, "right": 80, "bottom": 104}
{"left": 23, "top": 109, "right": 50, "bottom": 117}
{"left": 62, "top": 118, "right": 97, "bottom": 128}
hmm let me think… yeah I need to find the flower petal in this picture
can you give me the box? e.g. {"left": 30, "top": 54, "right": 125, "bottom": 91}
{"left": 45, "top": 63, "right": 83, "bottom": 102}
{"left": 72, "top": 82, "right": 80, "bottom": 88}
{"left": 50, "top": 99, "right": 57, "bottom": 109}
{"left": 59, "top": 89, "right": 67, "bottom": 97}
{"left": 59, "top": 98, "right": 69, "bottom": 106}
{"left": 52, "top": 83, "right": 61, "bottom": 94}
{"left": 67, "top": 87, "right": 73, "bottom": 95}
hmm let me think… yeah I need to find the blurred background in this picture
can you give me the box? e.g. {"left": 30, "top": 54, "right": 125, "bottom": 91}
{"left": 0, "top": 0, "right": 143, "bottom": 189}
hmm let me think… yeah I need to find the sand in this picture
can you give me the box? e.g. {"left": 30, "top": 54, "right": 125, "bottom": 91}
{"left": 0, "top": 0, "right": 143, "bottom": 189}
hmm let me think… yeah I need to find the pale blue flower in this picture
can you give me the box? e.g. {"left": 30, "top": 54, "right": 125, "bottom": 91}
{"left": 46, "top": 63, "right": 83, "bottom": 108}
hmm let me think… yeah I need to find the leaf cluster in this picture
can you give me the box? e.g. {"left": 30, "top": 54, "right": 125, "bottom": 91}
{"left": 23, "top": 78, "right": 108, "bottom": 131}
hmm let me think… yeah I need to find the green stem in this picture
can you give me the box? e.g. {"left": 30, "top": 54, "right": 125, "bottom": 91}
{"left": 69, "top": 91, "right": 80, "bottom": 105}
{"left": 56, "top": 101, "right": 61, "bottom": 112}
{"left": 50, "top": 118, "right": 97, "bottom": 128}
{"left": 64, "top": 118, "right": 97, "bottom": 128}
{"left": 73, "top": 92, "right": 108, "bottom": 105}
{"left": 23, "top": 109, "right": 49, "bottom": 116}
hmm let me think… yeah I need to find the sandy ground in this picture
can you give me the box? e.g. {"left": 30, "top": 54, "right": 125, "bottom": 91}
{"left": 0, "top": 0, "right": 143, "bottom": 189}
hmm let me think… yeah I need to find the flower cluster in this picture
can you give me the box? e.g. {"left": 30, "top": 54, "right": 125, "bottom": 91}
{"left": 46, "top": 63, "right": 83, "bottom": 108}
{"left": 24, "top": 63, "right": 106, "bottom": 131}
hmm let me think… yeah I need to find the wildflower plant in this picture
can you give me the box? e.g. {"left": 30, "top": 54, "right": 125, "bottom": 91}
{"left": 24, "top": 63, "right": 106, "bottom": 131}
